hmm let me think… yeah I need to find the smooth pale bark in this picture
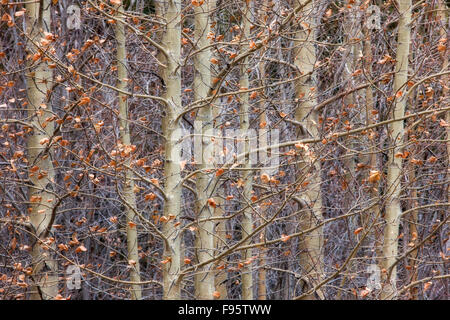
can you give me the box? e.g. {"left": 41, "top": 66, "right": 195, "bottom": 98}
{"left": 25, "top": 0, "right": 58, "bottom": 300}
{"left": 240, "top": 0, "right": 253, "bottom": 300}
{"left": 161, "top": 0, "right": 182, "bottom": 300}
{"left": 294, "top": 0, "right": 324, "bottom": 300}
{"left": 256, "top": 234, "right": 267, "bottom": 300}
{"left": 114, "top": 4, "right": 142, "bottom": 300}
{"left": 194, "top": 0, "right": 215, "bottom": 300}
{"left": 256, "top": 247, "right": 266, "bottom": 300}
{"left": 380, "top": 0, "right": 411, "bottom": 300}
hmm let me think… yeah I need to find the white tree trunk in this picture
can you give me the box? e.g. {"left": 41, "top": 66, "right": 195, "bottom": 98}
{"left": 380, "top": 0, "right": 411, "bottom": 300}
{"left": 114, "top": 3, "right": 142, "bottom": 300}
{"left": 25, "top": 0, "right": 58, "bottom": 300}
{"left": 240, "top": 0, "right": 254, "bottom": 300}
{"left": 194, "top": 0, "right": 215, "bottom": 300}
{"left": 161, "top": 0, "right": 182, "bottom": 300}
{"left": 294, "top": 0, "right": 324, "bottom": 300}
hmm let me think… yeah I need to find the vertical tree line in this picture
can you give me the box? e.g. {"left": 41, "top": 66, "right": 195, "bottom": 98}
{"left": 0, "top": 0, "right": 448, "bottom": 300}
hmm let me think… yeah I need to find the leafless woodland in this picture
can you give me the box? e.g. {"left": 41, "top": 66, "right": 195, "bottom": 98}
{"left": 0, "top": 0, "right": 448, "bottom": 300}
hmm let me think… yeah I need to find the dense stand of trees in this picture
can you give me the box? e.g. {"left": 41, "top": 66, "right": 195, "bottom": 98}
{"left": 0, "top": 0, "right": 448, "bottom": 299}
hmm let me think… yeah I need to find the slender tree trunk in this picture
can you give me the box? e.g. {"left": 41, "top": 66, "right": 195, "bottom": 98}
{"left": 438, "top": 0, "right": 449, "bottom": 214}
{"left": 257, "top": 107, "right": 268, "bottom": 301}
{"left": 161, "top": 0, "right": 182, "bottom": 300}
{"left": 257, "top": 45, "right": 267, "bottom": 301}
{"left": 240, "top": 0, "right": 253, "bottom": 300}
{"left": 194, "top": 0, "right": 215, "bottom": 300}
{"left": 294, "top": 0, "right": 324, "bottom": 300}
{"left": 257, "top": 243, "right": 267, "bottom": 300}
{"left": 256, "top": 106, "right": 269, "bottom": 299}
{"left": 114, "top": 3, "right": 142, "bottom": 300}
{"left": 25, "top": 0, "right": 58, "bottom": 300}
{"left": 379, "top": 0, "right": 411, "bottom": 300}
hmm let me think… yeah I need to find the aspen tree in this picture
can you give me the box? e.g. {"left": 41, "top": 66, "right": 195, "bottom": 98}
{"left": 240, "top": 0, "right": 253, "bottom": 300}
{"left": 25, "top": 0, "right": 58, "bottom": 300}
{"left": 161, "top": 0, "right": 182, "bottom": 300}
{"left": 113, "top": 2, "right": 142, "bottom": 300}
{"left": 194, "top": 0, "right": 215, "bottom": 299}
{"left": 256, "top": 0, "right": 269, "bottom": 300}
{"left": 379, "top": 0, "right": 411, "bottom": 300}
{"left": 294, "top": 0, "right": 324, "bottom": 300}
{"left": 257, "top": 63, "right": 267, "bottom": 301}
